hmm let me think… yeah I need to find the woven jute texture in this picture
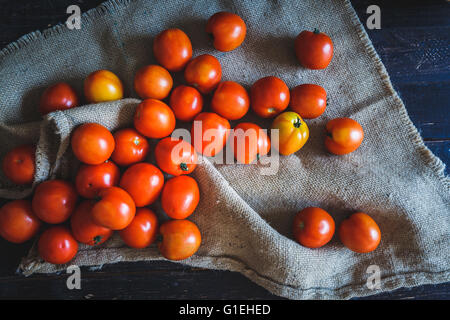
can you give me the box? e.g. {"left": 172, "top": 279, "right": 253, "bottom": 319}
{"left": 0, "top": 0, "right": 448, "bottom": 299}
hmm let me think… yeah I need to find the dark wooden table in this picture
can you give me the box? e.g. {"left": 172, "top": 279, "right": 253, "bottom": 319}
{"left": 0, "top": 0, "right": 448, "bottom": 300}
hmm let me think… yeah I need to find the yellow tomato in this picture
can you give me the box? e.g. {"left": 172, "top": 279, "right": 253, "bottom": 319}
{"left": 84, "top": 70, "right": 124, "bottom": 103}
{"left": 271, "top": 111, "right": 309, "bottom": 155}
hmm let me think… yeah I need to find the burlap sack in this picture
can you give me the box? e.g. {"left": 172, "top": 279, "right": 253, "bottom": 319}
{"left": 0, "top": 0, "right": 448, "bottom": 299}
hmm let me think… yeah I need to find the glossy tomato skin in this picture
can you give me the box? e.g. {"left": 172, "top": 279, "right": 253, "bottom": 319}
{"left": 75, "top": 161, "right": 120, "bottom": 199}
{"left": 293, "top": 207, "right": 335, "bottom": 248}
{"left": 111, "top": 128, "right": 149, "bottom": 166}
{"left": 2, "top": 144, "right": 35, "bottom": 185}
{"left": 39, "top": 82, "right": 79, "bottom": 115}
{"left": 84, "top": 70, "right": 123, "bottom": 103}
{"left": 169, "top": 85, "right": 203, "bottom": 122}
{"left": 339, "top": 212, "right": 381, "bottom": 253}
{"left": 325, "top": 118, "right": 364, "bottom": 155}
{"left": 251, "top": 76, "right": 290, "bottom": 118}
{"left": 161, "top": 176, "right": 200, "bottom": 219}
{"left": 206, "top": 12, "right": 246, "bottom": 52}
{"left": 271, "top": 111, "right": 309, "bottom": 155}
{"left": 295, "top": 30, "right": 333, "bottom": 70}
{"left": 191, "top": 112, "right": 230, "bottom": 157}
{"left": 71, "top": 123, "right": 115, "bottom": 165}
{"left": 32, "top": 180, "right": 78, "bottom": 224}
{"left": 233, "top": 122, "right": 270, "bottom": 164}
{"left": 134, "top": 99, "right": 176, "bottom": 139}
{"left": 38, "top": 226, "right": 78, "bottom": 265}
{"left": 184, "top": 54, "right": 222, "bottom": 94}
{"left": 134, "top": 65, "right": 173, "bottom": 100}
{"left": 119, "top": 208, "right": 158, "bottom": 249}
{"left": 153, "top": 28, "right": 192, "bottom": 72}
{"left": 155, "top": 138, "right": 197, "bottom": 176}
{"left": 0, "top": 200, "right": 41, "bottom": 244}
{"left": 211, "top": 81, "right": 249, "bottom": 120}
{"left": 290, "top": 84, "right": 327, "bottom": 119}
{"left": 158, "top": 219, "right": 201, "bottom": 261}
{"left": 70, "top": 200, "right": 113, "bottom": 246}
{"left": 119, "top": 163, "right": 164, "bottom": 207}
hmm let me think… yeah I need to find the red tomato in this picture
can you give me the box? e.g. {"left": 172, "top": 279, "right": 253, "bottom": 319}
{"left": 206, "top": 12, "right": 246, "bottom": 52}
{"left": 290, "top": 84, "right": 327, "bottom": 119}
{"left": 75, "top": 161, "right": 120, "bottom": 199}
{"left": 158, "top": 219, "right": 201, "bottom": 261}
{"left": 169, "top": 85, "right": 203, "bottom": 122}
{"left": 339, "top": 212, "right": 381, "bottom": 253}
{"left": 39, "top": 82, "right": 79, "bottom": 115}
{"left": 293, "top": 207, "right": 335, "bottom": 248}
{"left": 161, "top": 176, "right": 200, "bottom": 219}
{"left": 233, "top": 122, "right": 270, "bottom": 164}
{"left": 119, "top": 163, "right": 164, "bottom": 207}
{"left": 153, "top": 28, "right": 192, "bottom": 72}
{"left": 133, "top": 99, "right": 176, "bottom": 139}
{"left": 84, "top": 70, "right": 124, "bottom": 103}
{"left": 134, "top": 65, "right": 173, "bottom": 100}
{"left": 325, "top": 118, "right": 364, "bottom": 155}
{"left": 110, "top": 128, "right": 149, "bottom": 166}
{"left": 32, "top": 180, "right": 78, "bottom": 224}
{"left": 211, "top": 81, "right": 249, "bottom": 120}
{"left": 38, "top": 226, "right": 78, "bottom": 265}
{"left": 250, "top": 76, "right": 290, "bottom": 118}
{"left": 71, "top": 123, "right": 115, "bottom": 165}
{"left": 2, "top": 144, "right": 35, "bottom": 185}
{"left": 191, "top": 112, "right": 230, "bottom": 157}
{"left": 295, "top": 29, "right": 333, "bottom": 70}
{"left": 119, "top": 208, "right": 158, "bottom": 249}
{"left": 184, "top": 54, "right": 222, "bottom": 94}
{"left": 155, "top": 137, "right": 197, "bottom": 176}
{"left": 0, "top": 200, "right": 41, "bottom": 244}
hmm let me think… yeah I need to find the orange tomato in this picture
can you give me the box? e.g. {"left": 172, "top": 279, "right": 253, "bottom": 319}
{"left": 134, "top": 65, "right": 173, "bottom": 100}
{"left": 290, "top": 84, "right": 327, "bottom": 119}
{"left": 295, "top": 29, "right": 333, "bottom": 70}
{"left": 153, "top": 28, "right": 193, "bottom": 72}
{"left": 339, "top": 212, "right": 381, "bottom": 253}
{"left": 38, "top": 226, "right": 78, "bottom": 265}
{"left": 293, "top": 207, "right": 335, "bottom": 248}
{"left": 158, "top": 219, "right": 201, "bottom": 261}
{"left": 184, "top": 54, "right": 222, "bottom": 94}
{"left": 133, "top": 99, "right": 176, "bottom": 139}
{"left": 119, "top": 208, "right": 159, "bottom": 249}
{"left": 0, "top": 200, "right": 41, "bottom": 244}
{"left": 206, "top": 12, "right": 246, "bottom": 52}
{"left": 39, "top": 82, "right": 79, "bottom": 115}
{"left": 84, "top": 70, "right": 123, "bottom": 103}
{"left": 75, "top": 161, "right": 120, "bottom": 199}
{"left": 250, "top": 76, "right": 290, "bottom": 118}
{"left": 169, "top": 85, "right": 203, "bottom": 122}
{"left": 325, "top": 118, "right": 364, "bottom": 155}
{"left": 191, "top": 112, "right": 230, "bottom": 157}
{"left": 2, "top": 144, "right": 35, "bottom": 185}
{"left": 233, "top": 122, "right": 270, "bottom": 164}
{"left": 271, "top": 111, "right": 309, "bottom": 155}
{"left": 111, "top": 128, "right": 149, "bottom": 166}
{"left": 211, "top": 81, "right": 249, "bottom": 120}
{"left": 161, "top": 176, "right": 200, "bottom": 220}
{"left": 155, "top": 137, "right": 197, "bottom": 176}
{"left": 71, "top": 123, "right": 115, "bottom": 165}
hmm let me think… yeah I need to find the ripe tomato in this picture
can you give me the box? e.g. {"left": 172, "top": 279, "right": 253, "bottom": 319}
{"left": 233, "top": 122, "right": 270, "bottom": 164}
{"left": 161, "top": 176, "right": 200, "bottom": 220}
{"left": 92, "top": 186, "right": 136, "bottom": 230}
{"left": 211, "top": 81, "right": 249, "bottom": 120}
{"left": 134, "top": 99, "right": 176, "bottom": 139}
{"left": 119, "top": 163, "right": 164, "bottom": 207}
{"left": 290, "top": 84, "right": 327, "bottom": 119}
{"left": 0, "top": 200, "right": 41, "bottom": 244}
{"left": 75, "top": 161, "right": 120, "bottom": 198}
{"left": 169, "top": 85, "right": 203, "bottom": 122}
{"left": 325, "top": 118, "right": 364, "bottom": 155}
{"left": 251, "top": 76, "right": 290, "bottom": 118}
{"left": 155, "top": 137, "right": 197, "bottom": 176}
{"left": 2, "top": 144, "right": 35, "bottom": 185}
{"left": 206, "top": 12, "right": 246, "bottom": 52}
{"left": 32, "top": 180, "right": 78, "bottom": 224}
{"left": 158, "top": 219, "right": 201, "bottom": 261}
{"left": 38, "top": 226, "right": 78, "bottom": 265}
{"left": 295, "top": 29, "right": 333, "bottom": 70}
{"left": 191, "top": 112, "right": 230, "bottom": 157}
{"left": 339, "top": 212, "right": 381, "bottom": 253}
{"left": 111, "top": 128, "right": 149, "bottom": 166}
{"left": 39, "top": 82, "right": 79, "bottom": 115}
{"left": 184, "top": 54, "right": 222, "bottom": 94}
{"left": 293, "top": 207, "right": 335, "bottom": 248}
{"left": 134, "top": 65, "right": 173, "bottom": 100}
{"left": 153, "top": 28, "right": 192, "bottom": 72}
{"left": 70, "top": 200, "right": 113, "bottom": 246}
{"left": 84, "top": 70, "right": 123, "bottom": 103}
{"left": 71, "top": 123, "right": 115, "bottom": 165}
{"left": 271, "top": 111, "right": 309, "bottom": 155}
{"left": 119, "top": 208, "right": 158, "bottom": 249}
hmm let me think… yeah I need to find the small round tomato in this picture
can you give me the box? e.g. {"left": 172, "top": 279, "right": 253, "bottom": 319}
{"left": 32, "top": 180, "right": 78, "bottom": 224}
{"left": 153, "top": 28, "right": 193, "bottom": 72}
{"left": 70, "top": 200, "right": 113, "bottom": 246}
{"left": 39, "top": 82, "right": 79, "bottom": 115}
{"left": 38, "top": 226, "right": 78, "bottom": 265}
{"left": 206, "top": 12, "right": 246, "bottom": 52}
{"left": 92, "top": 186, "right": 136, "bottom": 230}
{"left": 293, "top": 207, "right": 335, "bottom": 248}
{"left": 295, "top": 29, "right": 333, "bottom": 70}
{"left": 0, "top": 200, "right": 41, "bottom": 244}
{"left": 119, "top": 163, "right": 164, "bottom": 207}
{"left": 71, "top": 123, "right": 115, "bottom": 165}
{"left": 158, "top": 219, "right": 201, "bottom": 261}
{"left": 169, "top": 85, "right": 203, "bottom": 122}
{"left": 84, "top": 70, "right": 124, "bottom": 103}
{"left": 184, "top": 54, "right": 222, "bottom": 94}
{"left": 339, "top": 212, "right": 381, "bottom": 253}
{"left": 325, "top": 118, "right": 364, "bottom": 155}
{"left": 251, "top": 76, "right": 290, "bottom": 118}
{"left": 211, "top": 81, "right": 249, "bottom": 120}
{"left": 2, "top": 144, "right": 35, "bottom": 185}
{"left": 155, "top": 137, "right": 197, "bottom": 176}
{"left": 161, "top": 176, "right": 200, "bottom": 220}
{"left": 271, "top": 111, "right": 309, "bottom": 155}
{"left": 111, "top": 128, "right": 149, "bottom": 166}
{"left": 134, "top": 65, "right": 173, "bottom": 100}
{"left": 119, "top": 208, "right": 158, "bottom": 249}
{"left": 233, "top": 122, "right": 270, "bottom": 164}
{"left": 290, "top": 84, "right": 327, "bottom": 119}
{"left": 134, "top": 99, "right": 176, "bottom": 139}
{"left": 191, "top": 112, "right": 230, "bottom": 157}
{"left": 75, "top": 161, "right": 120, "bottom": 199}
